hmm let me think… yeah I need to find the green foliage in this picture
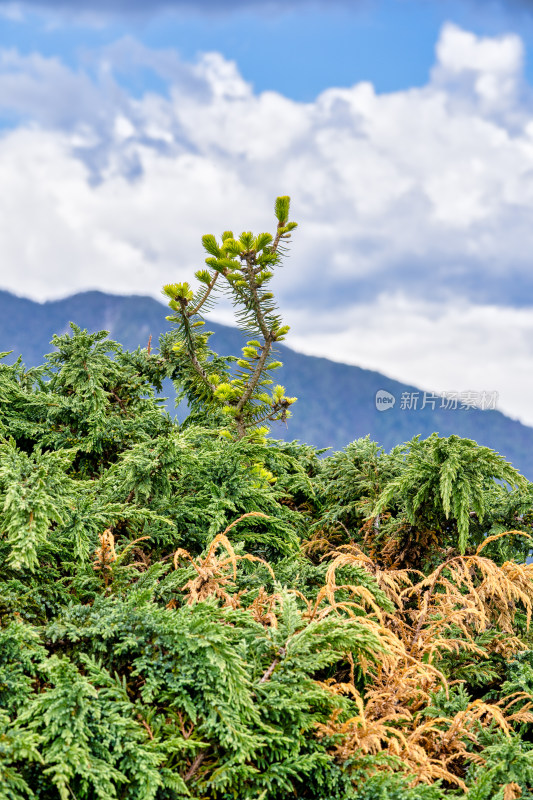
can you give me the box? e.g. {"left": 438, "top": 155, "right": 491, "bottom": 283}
{"left": 2, "top": 200, "right": 533, "bottom": 799}
{"left": 465, "top": 735, "right": 533, "bottom": 799}
{"left": 0, "top": 709, "right": 42, "bottom": 800}
{"left": 350, "top": 770, "right": 447, "bottom": 800}
{"left": 0, "top": 440, "right": 75, "bottom": 571}
{"left": 17, "top": 654, "right": 164, "bottom": 800}
{"left": 312, "top": 433, "right": 532, "bottom": 569}
{"left": 370, "top": 433, "right": 527, "bottom": 560}
{"left": 316, "top": 436, "right": 402, "bottom": 535}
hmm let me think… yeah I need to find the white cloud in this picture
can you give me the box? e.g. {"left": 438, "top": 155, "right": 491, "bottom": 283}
{"left": 1, "top": 24, "right": 533, "bottom": 424}
{"left": 287, "top": 294, "right": 533, "bottom": 427}
{"left": 0, "top": 49, "right": 120, "bottom": 128}
{"left": 436, "top": 23, "right": 523, "bottom": 77}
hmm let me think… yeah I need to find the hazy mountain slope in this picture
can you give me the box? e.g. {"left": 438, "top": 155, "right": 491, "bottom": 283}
{"left": 2, "top": 289, "right": 533, "bottom": 478}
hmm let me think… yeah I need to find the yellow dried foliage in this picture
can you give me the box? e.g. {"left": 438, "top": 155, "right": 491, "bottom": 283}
{"left": 172, "top": 512, "right": 274, "bottom": 606}
{"left": 406, "top": 533, "right": 533, "bottom": 658}
{"left": 248, "top": 587, "right": 281, "bottom": 628}
{"left": 165, "top": 524, "right": 533, "bottom": 789}
{"left": 92, "top": 529, "right": 151, "bottom": 587}
{"left": 323, "top": 544, "right": 415, "bottom": 606}
{"left": 313, "top": 531, "right": 533, "bottom": 790}
{"left": 301, "top": 524, "right": 347, "bottom": 559}
{"left": 93, "top": 528, "right": 116, "bottom": 572}
{"left": 317, "top": 668, "right": 530, "bottom": 789}
{"left": 504, "top": 782, "right": 523, "bottom": 799}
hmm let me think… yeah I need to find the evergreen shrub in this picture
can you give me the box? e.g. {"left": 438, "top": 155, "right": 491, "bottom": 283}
{"left": 1, "top": 199, "right": 533, "bottom": 798}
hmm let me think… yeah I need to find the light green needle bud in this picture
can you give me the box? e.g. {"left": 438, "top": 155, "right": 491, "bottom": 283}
{"left": 273, "top": 385, "right": 285, "bottom": 402}
{"left": 202, "top": 234, "right": 221, "bottom": 257}
{"left": 222, "top": 238, "right": 244, "bottom": 256}
{"left": 275, "top": 196, "right": 290, "bottom": 224}
{"left": 239, "top": 232, "right": 254, "bottom": 249}
{"left": 254, "top": 232, "right": 273, "bottom": 251}
{"left": 195, "top": 269, "right": 212, "bottom": 284}
{"left": 162, "top": 283, "right": 181, "bottom": 299}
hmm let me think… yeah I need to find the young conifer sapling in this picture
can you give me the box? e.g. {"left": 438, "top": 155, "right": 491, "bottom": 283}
{"left": 162, "top": 196, "right": 297, "bottom": 439}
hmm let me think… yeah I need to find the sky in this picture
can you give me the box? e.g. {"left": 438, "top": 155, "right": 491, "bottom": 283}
{"left": 2, "top": 0, "right": 533, "bottom": 427}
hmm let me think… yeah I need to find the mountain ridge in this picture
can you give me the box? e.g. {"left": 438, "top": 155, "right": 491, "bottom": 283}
{"left": 2, "top": 288, "right": 533, "bottom": 478}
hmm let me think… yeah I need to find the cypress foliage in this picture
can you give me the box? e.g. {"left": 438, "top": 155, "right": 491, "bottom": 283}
{"left": 2, "top": 198, "right": 533, "bottom": 798}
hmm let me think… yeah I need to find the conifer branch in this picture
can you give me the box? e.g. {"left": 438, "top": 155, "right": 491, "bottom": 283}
{"left": 188, "top": 271, "right": 221, "bottom": 317}
{"left": 162, "top": 196, "right": 297, "bottom": 439}
{"left": 235, "top": 338, "right": 273, "bottom": 413}
{"left": 271, "top": 222, "right": 285, "bottom": 254}
{"left": 178, "top": 297, "right": 216, "bottom": 392}
{"left": 240, "top": 256, "right": 271, "bottom": 342}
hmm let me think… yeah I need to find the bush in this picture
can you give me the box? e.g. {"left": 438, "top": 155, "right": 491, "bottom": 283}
{"left": 1, "top": 198, "right": 533, "bottom": 798}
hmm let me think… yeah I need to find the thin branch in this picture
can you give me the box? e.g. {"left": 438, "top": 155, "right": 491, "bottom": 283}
{"left": 189, "top": 272, "right": 220, "bottom": 317}
{"left": 110, "top": 389, "right": 126, "bottom": 411}
{"left": 241, "top": 256, "right": 271, "bottom": 341}
{"left": 270, "top": 220, "right": 286, "bottom": 254}
{"left": 235, "top": 336, "right": 273, "bottom": 414}
{"left": 245, "top": 400, "right": 290, "bottom": 428}
{"left": 137, "top": 714, "right": 154, "bottom": 740}
{"left": 260, "top": 647, "right": 286, "bottom": 683}
{"left": 179, "top": 298, "right": 216, "bottom": 392}
{"left": 183, "top": 751, "right": 206, "bottom": 782}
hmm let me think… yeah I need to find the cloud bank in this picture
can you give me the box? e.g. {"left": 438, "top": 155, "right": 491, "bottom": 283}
{"left": 1, "top": 24, "right": 533, "bottom": 424}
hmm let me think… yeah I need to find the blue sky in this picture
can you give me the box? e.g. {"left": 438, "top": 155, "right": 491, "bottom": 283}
{"left": 2, "top": 0, "right": 533, "bottom": 99}
{"left": 2, "top": 0, "right": 533, "bottom": 426}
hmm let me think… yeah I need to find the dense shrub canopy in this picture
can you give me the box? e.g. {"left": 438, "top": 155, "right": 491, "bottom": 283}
{"left": 2, "top": 200, "right": 533, "bottom": 799}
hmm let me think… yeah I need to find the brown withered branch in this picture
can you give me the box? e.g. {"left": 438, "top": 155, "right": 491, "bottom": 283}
{"left": 92, "top": 529, "right": 151, "bottom": 587}
{"left": 311, "top": 531, "right": 533, "bottom": 789}
{"left": 171, "top": 512, "right": 274, "bottom": 606}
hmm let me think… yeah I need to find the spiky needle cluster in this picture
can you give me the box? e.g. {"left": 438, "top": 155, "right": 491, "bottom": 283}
{"left": 162, "top": 196, "right": 297, "bottom": 438}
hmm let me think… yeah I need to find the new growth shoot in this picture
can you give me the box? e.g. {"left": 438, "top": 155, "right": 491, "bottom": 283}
{"left": 163, "top": 196, "right": 297, "bottom": 439}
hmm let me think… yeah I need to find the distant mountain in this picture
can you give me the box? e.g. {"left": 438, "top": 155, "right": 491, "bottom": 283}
{"left": 2, "top": 288, "right": 533, "bottom": 478}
